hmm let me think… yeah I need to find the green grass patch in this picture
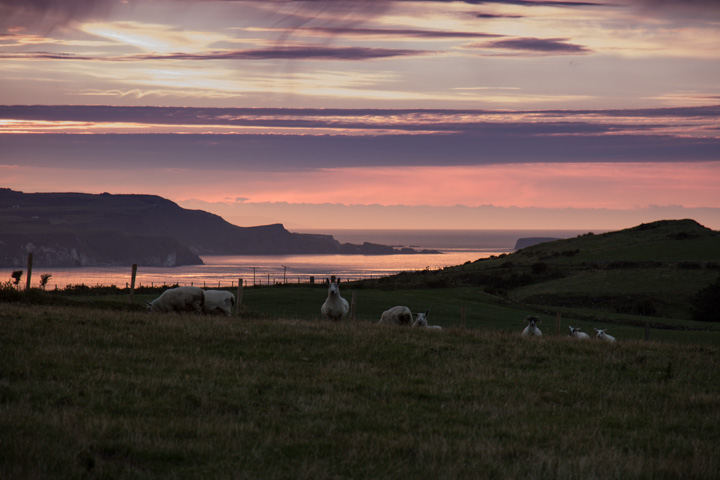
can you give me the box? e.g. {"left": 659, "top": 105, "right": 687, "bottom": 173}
{"left": 1, "top": 303, "right": 719, "bottom": 479}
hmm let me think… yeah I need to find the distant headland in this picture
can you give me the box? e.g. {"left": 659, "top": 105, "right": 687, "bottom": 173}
{"left": 0, "top": 189, "right": 440, "bottom": 268}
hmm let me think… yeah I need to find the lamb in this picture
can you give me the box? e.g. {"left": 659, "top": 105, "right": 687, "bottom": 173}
{"left": 146, "top": 286, "right": 204, "bottom": 313}
{"left": 203, "top": 289, "right": 236, "bottom": 316}
{"left": 521, "top": 316, "right": 542, "bottom": 336}
{"left": 378, "top": 305, "right": 413, "bottom": 326}
{"left": 321, "top": 277, "right": 349, "bottom": 322}
{"left": 594, "top": 328, "right": 616, "bottom": 342}
{"left": 568, "top": 325, "right": 590, "bottom": 339}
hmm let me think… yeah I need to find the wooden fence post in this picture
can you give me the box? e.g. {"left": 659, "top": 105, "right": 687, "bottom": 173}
{"left": 350, "top": 291, "right": 357, "bottom": 322}
{"left": 129, "top": 264, "right": 137, "bottom": 303}
{"left": 236, "top": 278, "right": 243, "bottom": 317}
{"left": 25, "top": 253, "right": 33, "bottom": 290}
{"left": 644, "top": 321, "right": 650, "bottom": 341}
{"left": 556, "top": 312, "right": 561, "bottom": 335}
{"left": 460, "top": 306, "right": 467, "bottom": 329}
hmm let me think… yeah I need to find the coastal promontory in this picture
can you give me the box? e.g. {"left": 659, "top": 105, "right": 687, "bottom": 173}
{"left": 0, "top": 189, "right": 438, "bottom": 267}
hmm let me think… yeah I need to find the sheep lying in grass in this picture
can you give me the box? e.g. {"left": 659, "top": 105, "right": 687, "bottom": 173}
{"left": 568, "top": 325, "right": 590, "bottom": 339}
{"left": 321, "top": 277, "right": 349, "bottom": 322}
{"left": 146, "top": 286, "right": 204, "bottom": 314}
{"left": 378, "top": 307, "right": 439, "bottom": 329}
{"left": 521, "top": 316, "right": 542, "bottom": 336}
{"left": 594, "top": 328, "right": 616, "bottom": 342}
{"left": 378, "top": 305, "right": 413, "bottom": 326}
{"left": 412, "top": 309, "right": 441, "bottom": 329}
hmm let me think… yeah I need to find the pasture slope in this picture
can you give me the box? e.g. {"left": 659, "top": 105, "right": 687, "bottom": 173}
{"left": 369, "top": 219, "right": 720, "bottom": 325}
{"left": 1, "top": 303, "right": 719, "bottom": 479}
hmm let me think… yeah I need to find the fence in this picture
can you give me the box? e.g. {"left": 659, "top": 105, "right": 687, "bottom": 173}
{"left": 0, "top": 257, "right": 399, "bottom": 292}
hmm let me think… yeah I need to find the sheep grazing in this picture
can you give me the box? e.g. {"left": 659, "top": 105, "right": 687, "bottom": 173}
{"left": 146, "top": 286, "right": 204, "bottom": 314}
{"left": 203, "top": 290, "right": 236, "bottom": 316}
{"left": 378, "top": 305, "right": 413, "bottom": 326}
{"left": 568, "top": 325, "right": 590, "bottom": 339}
{"left": 594, "top": 328, "right": 616, "bottom": 342}
{"left": 321, "top": 277, "right": 349, "bottom": 322}
{"left": 521, "top": 316, "right": 542, "bottom": 336}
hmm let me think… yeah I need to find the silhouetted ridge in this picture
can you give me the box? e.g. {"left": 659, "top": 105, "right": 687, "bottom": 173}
{"left": 0, "top": 189, "right": 436, "bottom": 267}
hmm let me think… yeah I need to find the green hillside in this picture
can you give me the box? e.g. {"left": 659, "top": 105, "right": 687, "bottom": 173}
{"left": 369, "top": 219, "right": 720, "bottom": 323}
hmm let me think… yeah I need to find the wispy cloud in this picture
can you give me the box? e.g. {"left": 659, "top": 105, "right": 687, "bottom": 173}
{"left": 2, "top": 105, "right": 718, "bottom": 137}
{"left": 0, "top": 45, "right": 430, "bottom": 61}
{"left": 253, "top": 26, "right": 502, "bottom": 39}
{"left": 477, "top": 37, "right": 591, "bottom": 53}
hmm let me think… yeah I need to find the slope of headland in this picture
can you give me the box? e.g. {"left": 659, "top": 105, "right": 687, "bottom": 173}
{"left": 0, "top": 189, "right": 438, "bottom": 267}
{"left": 370, "top": 219, "right": 720, "bottom": 321}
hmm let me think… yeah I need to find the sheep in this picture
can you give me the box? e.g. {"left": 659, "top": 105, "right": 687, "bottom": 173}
{"left": 321, "top": 277, "right": 349, "bottom": 322}
{"left": 521, "top": 316, "right": 542, "bottom": 336}
{"left": 568, "top": 325, "right": 590, "bottom": 339}
{"left": 412, "top": 309, "right": 439, "bottom": 329}
{"left": 146, "top": 286, "right": 204, "bottom": 314}
{"left": 203, "top": 289, "right": 235, "bottom": 316}
{"left": 594, "top": 328, "right": 616, "bottom": 342}
{"left": 412, "top": 309, "right": 429, "bottom": 327}
{"left": 378, "top": 305, "right": 413, "bottom": 326}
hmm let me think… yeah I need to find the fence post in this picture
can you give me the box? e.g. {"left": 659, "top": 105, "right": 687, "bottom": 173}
{"left": 25, "top": 253, "right": 33, "bottom": 290}
{"left": 236, "top": 278, "right": 243, "bottom": 318}
{"left": 460, "top": 306, "right": 466, "bottom": 329}
{"left": 350, "top": 291, "right": 357, "bottom": 322}
{"left": 644, "top": 321, "right": 650, "bottom": 341}
{"left": 556, "top": 312, "right": 561, "bottom": 335}
{"left": 129, "top": 264, "right": 137, "bottom": 303}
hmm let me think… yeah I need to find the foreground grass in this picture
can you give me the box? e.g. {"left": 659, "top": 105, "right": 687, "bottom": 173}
{"left": 1, "top": 303, "right": 719, "bottom": 479}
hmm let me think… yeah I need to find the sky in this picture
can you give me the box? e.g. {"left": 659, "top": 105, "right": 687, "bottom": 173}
{"left": 1, "top": 0, "right": 719, "bottom": 230}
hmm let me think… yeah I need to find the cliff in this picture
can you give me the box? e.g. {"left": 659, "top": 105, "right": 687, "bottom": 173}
{"left": 0, "top": 189, "right": 437, "bottom": 267}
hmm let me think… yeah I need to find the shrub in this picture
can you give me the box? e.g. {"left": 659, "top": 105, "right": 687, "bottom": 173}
{"left": 531, "top": 262, "right": 548, "bottom": 274}
{"left": 692, "top": 276, "right": 720, "bottom": 322}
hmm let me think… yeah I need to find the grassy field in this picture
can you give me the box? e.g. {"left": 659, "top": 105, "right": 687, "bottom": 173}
{"left": 35, "top": 283, "right": 720, "bottom": 345}
{"left": 2, "top": 302, "right": 719, "bottom": 479}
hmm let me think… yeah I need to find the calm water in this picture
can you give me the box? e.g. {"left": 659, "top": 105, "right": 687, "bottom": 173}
{"left": 5, "top": 229, "right": 592, "bottom": 289}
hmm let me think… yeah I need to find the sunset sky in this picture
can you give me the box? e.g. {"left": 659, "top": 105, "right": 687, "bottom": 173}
{"left": 1, "top": 0, "right": 719, "bottom": 230}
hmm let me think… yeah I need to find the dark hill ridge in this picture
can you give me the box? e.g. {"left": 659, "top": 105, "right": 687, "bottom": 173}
{"left": 0, "top": 189, "right": 438, "bottom": 267}
{"left": 374, "top": 219, "right": 719, "bottom": 321}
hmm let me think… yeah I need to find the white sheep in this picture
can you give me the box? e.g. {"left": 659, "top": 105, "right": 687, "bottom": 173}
{"left": 321, "top": 277, "right": 349, "bottom": 322}
{"left": 203, "top": 290, "right": 236, "bottom": 316}
{"left": 521, "top": 316, "right": 542, "bottom": 336}
{"left": 594, "top": 328, "right": 616, "bottom": 342}
{"left": 568, "top": 325, "right": 590, "bottom": 339}
{"left": 146, "top": 286, "right": 204, "bottom": 314}
{"left": 378, "top": 305, "right": 413, "bottom": 326}
{"left": 412, "top": 309, "right": 439, "bottom": 329}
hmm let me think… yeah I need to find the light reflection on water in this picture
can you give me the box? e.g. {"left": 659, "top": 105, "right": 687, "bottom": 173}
{"left": 4, "top": 229, "right": 589, "bottom": 288}
{"left": 2, "top": 249, "right": 508, "bottom": 289}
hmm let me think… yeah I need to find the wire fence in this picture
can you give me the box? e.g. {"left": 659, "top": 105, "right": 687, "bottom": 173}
{"left": 0, "top": 263, "right": 404, "bottom": 291}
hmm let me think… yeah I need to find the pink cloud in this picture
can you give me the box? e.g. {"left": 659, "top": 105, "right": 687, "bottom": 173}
{"left": 218, "top": 163, "right": 720, "bottom": 210}
{"left": 6, "top": 161, "right": 718, "bottom": 211}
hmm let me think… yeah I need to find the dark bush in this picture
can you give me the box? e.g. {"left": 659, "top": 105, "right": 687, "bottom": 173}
{"left": 531, "top": 262, "right": 548, "bottom": 274}
{"left": 678, "top": 262, "right": 702, "bottom": 270}
{"left": 633, "top": 299, "right": 657, "bottom": 316}
{"left": 692, "top": 276, "right": 720, "bottom": 322}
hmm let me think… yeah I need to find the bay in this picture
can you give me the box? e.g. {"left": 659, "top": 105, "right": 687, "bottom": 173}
{"left": 3, "top": 229, "right": 593, "bottom": 289}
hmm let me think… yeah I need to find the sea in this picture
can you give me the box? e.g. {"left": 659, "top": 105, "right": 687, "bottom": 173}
{"left": 4, "top": 229, "right": 595, "bottom": 289}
